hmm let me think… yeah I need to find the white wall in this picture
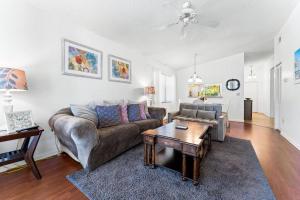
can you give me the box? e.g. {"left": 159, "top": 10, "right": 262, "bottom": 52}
{"left": 176, "top": 53, "right": 245, "bottom": 122}
{"left": 274, "top": 2, "right": 300, "bottom": 150}
{"left": 244, "top": 56, "right": 274, "bottom": 116}
{"left": 0, "top": 1, "right": 174, "bottom": 164}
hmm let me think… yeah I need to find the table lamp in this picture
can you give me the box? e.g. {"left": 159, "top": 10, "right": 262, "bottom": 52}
{"left": 0, "top": 67, "right": 28, "bottom": 113}
{"left": 144, "top": 86, "right": 155, "bottom": 106}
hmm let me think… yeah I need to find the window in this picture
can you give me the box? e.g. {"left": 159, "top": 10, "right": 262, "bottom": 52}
{"left": 159, "top": 73, "right": 176, "bottom": 103}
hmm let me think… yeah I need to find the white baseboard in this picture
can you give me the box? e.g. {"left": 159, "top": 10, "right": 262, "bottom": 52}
{"left": 281, "top": 132, "right": 300, "bottom": 150}
{"left": 229, "top": 119, "right": 244, "bottom": 123}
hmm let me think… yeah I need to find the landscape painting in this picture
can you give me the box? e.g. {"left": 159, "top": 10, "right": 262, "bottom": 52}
{"left": 200, "top": 84, "right": 222, "bottom": 98}
{"left": 63, "top": 39, "right": 102, "bottom": 79}
{"left": 295, "top": 48, "right": 300, "bottom": 84}
{"left": 108, "top": 55, "right": 131, "bottom": 83}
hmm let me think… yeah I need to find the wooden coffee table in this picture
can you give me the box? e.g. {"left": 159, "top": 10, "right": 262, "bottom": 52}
{"left": 142, "top": 120, "right": 211, "bottom": 185}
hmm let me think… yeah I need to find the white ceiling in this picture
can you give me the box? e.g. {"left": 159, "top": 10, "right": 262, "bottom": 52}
{"left": 27, "top": 0, "right": 300, "bottom": 68}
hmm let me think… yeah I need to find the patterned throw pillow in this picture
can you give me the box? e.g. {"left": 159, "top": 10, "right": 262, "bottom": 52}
{"left": 139, "top": 104, "right": 147, "bottom": 120}
{"left": 127, "top": 104, "right": 141, "bottom": 122}
{"left": 119, "top": 104, "right": 129, "bottom": 123}
{"left": 95, "top": 105, "right": 121, "bottom": 128}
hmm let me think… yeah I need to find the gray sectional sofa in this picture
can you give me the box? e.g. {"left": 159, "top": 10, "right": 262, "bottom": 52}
{"left": 49, "top": 107, "right": 166, "bottom": 172}
{"left": 168, "top": 103, "right": 227, "bottom": 141}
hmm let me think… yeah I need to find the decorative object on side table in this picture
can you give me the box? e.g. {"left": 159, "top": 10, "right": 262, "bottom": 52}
{"left": 5, "top": 110, "right": 36, "bottom": 131}
{"left": 62, "top": 39, "right": 103, "bottom": 79}
{"left": 0, "top": 67, "right": 28, "bottom": 113}
{"left": 0, "top": 126, "right": 44, "bottom": 179}
{"left": 108, "top": 55, "right": 131, "bottom": 83}
{"left": 295, "top": 48, "right": 300, "bottom": 84}
{"left": 144, "top": 86, "right": 155, "bottom": 106}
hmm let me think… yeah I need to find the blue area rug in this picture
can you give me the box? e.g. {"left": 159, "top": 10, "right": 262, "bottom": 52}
{"left": 67, "top": 137, "right": 275, "bottom": 200}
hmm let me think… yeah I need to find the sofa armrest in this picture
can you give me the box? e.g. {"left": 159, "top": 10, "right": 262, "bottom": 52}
{"left": 168, "top": 111, "right": 180, "bottom": 123}
{"left": 49, "top": 113, "right": 99, "bottom": 169}
{"left": 148, "top": 107, "right": 166, "bottom": 124}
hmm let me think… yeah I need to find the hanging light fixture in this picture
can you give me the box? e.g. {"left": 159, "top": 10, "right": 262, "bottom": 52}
{"left": 188, "top": 53, "right": 203, "bottom": 84}
{"left": 248, "top": 65, "right": 256, "bottom": 79}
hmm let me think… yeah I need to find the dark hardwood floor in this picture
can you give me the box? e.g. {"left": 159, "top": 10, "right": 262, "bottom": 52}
{"left": 0, "top": 122, "right": 299, "bottom": 200}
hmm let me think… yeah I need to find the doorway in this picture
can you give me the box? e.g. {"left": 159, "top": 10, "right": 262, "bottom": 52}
{"left": 270, "top": 63, "right": 282, "bottom": 130}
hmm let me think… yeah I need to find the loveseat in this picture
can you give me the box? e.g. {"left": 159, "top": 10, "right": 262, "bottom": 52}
{"left": 168, "top": 103, "right": 227, "bottom": 141}
{"left": 49, "top": 106, "right": 166, "bottom": 172}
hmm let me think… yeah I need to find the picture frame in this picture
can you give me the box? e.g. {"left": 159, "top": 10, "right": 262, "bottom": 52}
{"left": 108, "top": 55, "right": 132, "bottom": 83}
{"left": 295, "top": 48, "right": 300, "bottom": 84}
{"left": 62, "top": 39, "right": 103, "bottom": 79}
{"left": 201, "top": 83, "right": 223, "bottom": 98}
{"left": 5, "top": 110, "right": 35, "bottom": 131}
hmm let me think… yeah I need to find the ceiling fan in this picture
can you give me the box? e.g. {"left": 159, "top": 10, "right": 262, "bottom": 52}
{"left": 158, "top": 1, "right": 219, "bottom": 39}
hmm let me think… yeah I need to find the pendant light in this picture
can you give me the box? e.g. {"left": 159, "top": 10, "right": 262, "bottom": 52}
{"left": 188, "top": 53, "right": 203, "bottom": 84}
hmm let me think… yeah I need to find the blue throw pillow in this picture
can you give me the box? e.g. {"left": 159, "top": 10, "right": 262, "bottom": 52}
{"left": 95, "top": 105, "right": 121, "bottom": 128}
{"left": 127, "top": 104, "right": 141, "bottom": 122}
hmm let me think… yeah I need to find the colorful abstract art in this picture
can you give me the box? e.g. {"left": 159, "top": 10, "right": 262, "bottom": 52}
{"left": 108, "top": 55, "right": 131, "bottom": 83}
{"left": 295, "top": 48, "right": 300, "bottom": 84}
{"left": 63, "top": 39, "right": 102, "bottom": 79}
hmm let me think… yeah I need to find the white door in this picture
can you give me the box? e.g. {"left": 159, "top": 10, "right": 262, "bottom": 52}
{"left": 244, "top": 81, "right": 258, "bottom": 112}
{"left": 273, "top": 64, "right": 282, "bottom": 130}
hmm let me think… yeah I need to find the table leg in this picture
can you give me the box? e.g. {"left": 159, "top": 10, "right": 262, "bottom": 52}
{"left": 151, "top": 144, "right": 155, "bottom": 169}
{"left": 208, "top": 132, "right": 212, "bottom": 151}
{"left": 182, "top": 154, "right": 187, "bottom": 181}
{"left": 24, "top": 134, "right": 42, "bottom": 180}
{"left": 144, "top": 143, "right": 148, "bottom": 166}
{"left": 193, "top": 156, "right": 200, "bottom": 185}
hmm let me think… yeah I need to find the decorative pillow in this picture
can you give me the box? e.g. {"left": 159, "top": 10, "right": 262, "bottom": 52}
{"left": 181, "top": 108, "right": 197, "bottom": 118}
{"left": 129, "top": 100, "right": 150, "bottom": 118}
{"left": 103, "top": 99, "right": 125, "bottom": 105}
{"left": 95, "top": 105, "right": 121, "bottom": 128}
{"left": 70, "top": 104, "right": 98, "bottom": 126}
{"left": 127, "top": 104, "right": 141, "bottom": 122}
{"left": 119, "top": 104, "right": 129, "bottom": 123}
{"left": 197, "top": 110, "right": 216, "bottom": 120}
{"left": 139, "top": 103, "right": 147, "bottom": 120}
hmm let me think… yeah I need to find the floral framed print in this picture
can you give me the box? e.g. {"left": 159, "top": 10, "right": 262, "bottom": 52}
{"left": 108, "top": 55, "right": 131, "bottom": 83}
{"left": 62, "top": 39, "right": 102, "bottom": 79}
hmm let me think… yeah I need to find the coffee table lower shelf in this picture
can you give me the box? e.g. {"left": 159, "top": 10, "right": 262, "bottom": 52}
{"left": 155, "top": 147, "right": 198, "bottom": 181}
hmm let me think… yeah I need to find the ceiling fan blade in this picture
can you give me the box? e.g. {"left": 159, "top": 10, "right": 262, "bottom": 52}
{"left": 154, "top": 20, "right": 180, "bottom": 31}
{"left": 198, "top": 19, "right": 219, "bottom": 28}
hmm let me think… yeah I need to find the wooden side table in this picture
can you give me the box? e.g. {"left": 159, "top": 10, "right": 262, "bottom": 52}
{"left": 0, "top": 127, "right": 44, "bottom": 179}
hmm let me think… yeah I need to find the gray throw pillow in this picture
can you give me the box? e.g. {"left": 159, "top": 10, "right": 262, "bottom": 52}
{"left": 70, "top": 104, "right": 98, "bottom": 126}
{"left": 197, "top": 110, "right": 216, "bottom": 120}
{"left": 181, "top": 109, "right": 197, "bottom": 118}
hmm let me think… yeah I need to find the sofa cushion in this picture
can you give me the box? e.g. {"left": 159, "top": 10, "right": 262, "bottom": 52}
{"left": 95, "top": 105, "right": 121, "bottom": 128}
{"left": 181, "top": 108, "right": 197, "bottom": 118}
{"left": 197, "top": 110, "right": 216, "bottom": 120}
{"left": 132, "top": 119, "right": 161, "bottom": 132}
{"left": 128, "top": 104, "right": 141, "bottom": 122}
{"left": 174, "top": 116, "right": 218, "bottom": 125}
{"left": 70, "top": 104, "right": 98, "bottom": 126}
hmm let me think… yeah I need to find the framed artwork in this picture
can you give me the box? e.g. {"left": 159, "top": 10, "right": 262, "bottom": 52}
{"left": 5, "top": 111, "right": 35, "bottom": 131}
{"left": 108, "top": 55, "right": 131, "bottom": 83}
{"left": 200, "top": 84, "right": 222, "bottom": 98}
{"left": 188, "top": 84, "right": 203, "bottom": 98}
{"left": 295, "top": 48, "right": 300, "bottom": 84}
{"left": 62, "top": 39, "right": 102, "bottom": 79}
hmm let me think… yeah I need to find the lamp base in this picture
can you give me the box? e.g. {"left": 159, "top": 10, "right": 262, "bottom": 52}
{"left": 3, "top": 90, "right": 13, "bottom": 113}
